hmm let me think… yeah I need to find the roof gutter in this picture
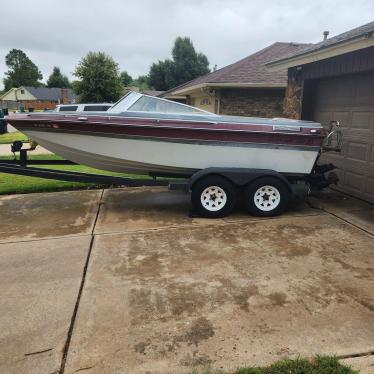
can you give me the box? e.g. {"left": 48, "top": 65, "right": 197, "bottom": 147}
{"left": 162, "top": 94, "right": 188, "bottom": 99}
{"left": 172, "top": 82, "right": 286, "bottom": 95}
{"left": 266, "top": 34, "right": 374, "bottom": 71}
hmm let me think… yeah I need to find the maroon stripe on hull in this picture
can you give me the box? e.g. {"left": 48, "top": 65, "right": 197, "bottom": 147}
{"left": 8, "top": 113, "right": 325, "bottom": 132}
{"left": 7, "top": 115, "right": 326, "bottom": 147}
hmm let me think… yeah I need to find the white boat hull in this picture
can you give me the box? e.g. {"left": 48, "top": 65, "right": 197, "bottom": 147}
{"left": 24, "top": 130, "right": 319, "bottom": 175}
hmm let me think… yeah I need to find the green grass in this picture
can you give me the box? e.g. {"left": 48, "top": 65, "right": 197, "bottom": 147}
{"left": 0, "top": 131, "right": 29, "bottom": 144}
{"left": 0, "top": 154, "right": 149, "bottom": 195}
{"left": 196, "top": 356, "right": 358, "bottom": 374}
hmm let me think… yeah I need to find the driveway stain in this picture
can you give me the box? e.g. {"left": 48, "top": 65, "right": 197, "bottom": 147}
{"left": 65, "top": 212, "right": 374, "bottom": 373}
{"left": 133, "top": 340, "right": 151, "bottom": 355}
{"left": 175, "top": 317, "right": 215, "bottom": 347}
{"left": 268, "top": 292, "right": 287, "bottom": 307}
{"left": 179, "top": 351, "right": 213, "bottom": 367}
{"left": 0, "top": 191, "right": 100, "bottom": 241}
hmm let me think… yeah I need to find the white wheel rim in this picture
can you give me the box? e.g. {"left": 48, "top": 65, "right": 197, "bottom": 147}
{"left": 254, "top": 185, "right": 281, "bottom": 212}
{"left": 200, "top": 186, "right": 227, "bottom": 212}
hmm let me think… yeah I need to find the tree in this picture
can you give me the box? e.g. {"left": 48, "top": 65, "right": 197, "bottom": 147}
{"left": 149, "top": 59, "right": 175, "bottom": 90}
{"left": 73, "top": 52, "right": 123, "bottom": 102}
{"left": 120, "top": 71, "right": 133, "bottom": 86}
{"left": 70, "top": 80, "right": 80, "bottom": 94}
{"left": 47, "top": 66, "right": 71, "bottom": 88}
{"left": 172, "top": 37, "right": 210, "bottom": 86}
{"left": 148, "top": 37, "right": 210, "bottom": 90}
{"left": 3, "top": 49, "right": 43, "bottom": 91}
{"left": 131, "top": 75, "right": 151, "bottom": 90}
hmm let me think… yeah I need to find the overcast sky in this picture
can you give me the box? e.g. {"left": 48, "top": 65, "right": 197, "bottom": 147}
{"left": 1, "top": 0, "right": 373, "bottom": 89}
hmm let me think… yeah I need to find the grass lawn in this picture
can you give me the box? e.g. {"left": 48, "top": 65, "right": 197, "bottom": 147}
{"left": 200, "top": 355, "right": 357, "bottom": 374}
{"left": 0, "top": 131, "right": 29, "bottom": 144}
{"left": 0, "top": 154, "right": 149, "bottom": 195}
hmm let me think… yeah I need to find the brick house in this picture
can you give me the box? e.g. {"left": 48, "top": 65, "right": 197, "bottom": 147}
{"left": 159, "top": 42, "right": 309, "bottom": 117}
{"left": 267, "top": 21, "right": 374, "bottom": 203}
{"left": 0, "top": 86, "right": 76, "bottom": 110}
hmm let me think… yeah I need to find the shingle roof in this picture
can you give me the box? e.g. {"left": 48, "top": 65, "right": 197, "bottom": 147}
{"left": 159, "top": 42, "right": 311, "bottom": 97}
{"left": 24, "top": 86, "right": 76, "bottom": 101}
{"left": 268, "top": 21, "right": 374, "bottom": 65}
{"left": 142, "top": 90, "right": 165, "bottom": 97}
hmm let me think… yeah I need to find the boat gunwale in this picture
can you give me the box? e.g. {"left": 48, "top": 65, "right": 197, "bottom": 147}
{"left": 8, "top": 111, "right": 324, "bottom": 129}
{"left": 9, "top": 117, "right": 326, "bottom": 138}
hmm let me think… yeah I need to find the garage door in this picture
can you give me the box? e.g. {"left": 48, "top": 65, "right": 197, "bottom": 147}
{"left": 313, "top": 71, "right": 374, "bottom": 203}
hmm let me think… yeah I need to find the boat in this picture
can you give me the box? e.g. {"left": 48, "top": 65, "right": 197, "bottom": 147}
{"left": 6, "top": 91, "right": 328, "bottom": 177}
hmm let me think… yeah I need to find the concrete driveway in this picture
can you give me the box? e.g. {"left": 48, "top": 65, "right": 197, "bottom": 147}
{"left": 0, "top": 187, "right": 373, "bottom": 374}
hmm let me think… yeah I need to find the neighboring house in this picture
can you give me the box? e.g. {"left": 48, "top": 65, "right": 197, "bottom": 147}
{"left": 141, "top": 90, "right": 165, "bottom": 97}
{"left": 267, "top": 21, "right": 374, "bottom": 204}
{"left": 159, "top": 42, "right": 310, "bottom": 117}
{"left": 124, "top": 87, "right": 165, "bottom": 97}
{"left": 140, "top": 89, "right": 186, "bottom": 104}
{"left": 0, "top": 86, "right": 76, "bottom": 110}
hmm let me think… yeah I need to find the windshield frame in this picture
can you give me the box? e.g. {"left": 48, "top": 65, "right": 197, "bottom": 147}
{"left": 108, "top": 91, "right": 216, "bottom": 116}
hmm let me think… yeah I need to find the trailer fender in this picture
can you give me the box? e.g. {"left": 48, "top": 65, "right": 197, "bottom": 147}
{"left": 189, "top": 167, "right": 292, "bottom": 191}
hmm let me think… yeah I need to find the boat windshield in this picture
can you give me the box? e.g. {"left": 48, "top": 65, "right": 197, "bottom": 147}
{"left": 108, "top": 91, "right": 214, "bottom": 115}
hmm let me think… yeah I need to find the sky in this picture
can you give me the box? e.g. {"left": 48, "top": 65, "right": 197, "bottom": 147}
{"left": 1, "top": 0, "right": 374, "bottom": 89}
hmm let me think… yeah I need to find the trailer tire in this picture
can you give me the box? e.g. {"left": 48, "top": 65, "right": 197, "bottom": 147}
{"left": 191, "top": 176, "right": 236, "bottom": 218}
{"left": 244, "top": 177, "right": 289, "bottom": 217}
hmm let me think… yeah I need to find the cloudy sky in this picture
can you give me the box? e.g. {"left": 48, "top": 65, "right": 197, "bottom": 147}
{"left": 1, "top": 0, "right": 373, "bottom": 89}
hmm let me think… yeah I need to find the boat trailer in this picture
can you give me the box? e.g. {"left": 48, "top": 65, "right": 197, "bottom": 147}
{"left": 0, "top": 146, "right": 194, "bottom": 194}
{"left": 0, "top": 140, "right": 339, "bottom": 218}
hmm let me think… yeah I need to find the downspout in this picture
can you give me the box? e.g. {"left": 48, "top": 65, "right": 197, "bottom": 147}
{"left": 216, "top": 89, "right": 221, "bottom": 114}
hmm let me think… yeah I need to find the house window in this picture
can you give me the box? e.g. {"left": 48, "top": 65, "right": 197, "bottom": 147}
{"left": 20, "top": 89, "right": 25, "bottom": 94}
{"left": 200, "top": 98, "right": 211, "bottom": 106}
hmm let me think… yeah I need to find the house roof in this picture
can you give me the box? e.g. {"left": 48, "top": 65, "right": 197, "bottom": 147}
{"left": 267, "top": 21, "right": 374, "bottom": 68}
{"left": 24, "top": 86, "right": 76, "bottom": 101}
{"left": 142, "top": 90, "right": 165, "bottom": 97}
{"left": 159, "top": 42, "right": 311, "bottom": 97}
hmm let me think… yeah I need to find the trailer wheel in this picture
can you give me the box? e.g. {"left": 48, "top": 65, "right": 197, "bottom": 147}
{"left": 244, "top": 177, "right": 289, "bottom": 217}
{"left": 191, "top": 176, "right": 236, "bottom": 218}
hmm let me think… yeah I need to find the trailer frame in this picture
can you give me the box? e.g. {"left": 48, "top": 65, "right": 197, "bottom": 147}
{"left": 0, "top": 149, "right": 185, "bottom": 188}
{"left": 0, "top": 144, "right": 333, "bottom": 218}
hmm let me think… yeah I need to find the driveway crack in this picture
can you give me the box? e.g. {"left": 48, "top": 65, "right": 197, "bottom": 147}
{"left": 24, "top": 348, "right": 53, "bottom": 356}
{"left": 74, "top": 365, "right": 95, "bottom": 372}
{"left": 336, "top": 348, "right": 374, "bottom": 359}
{"left": 306, "top": 199, "right": 373, "bottom": 237}
{"left": 59, "top": 189, "right": 105, "bottom": 373}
